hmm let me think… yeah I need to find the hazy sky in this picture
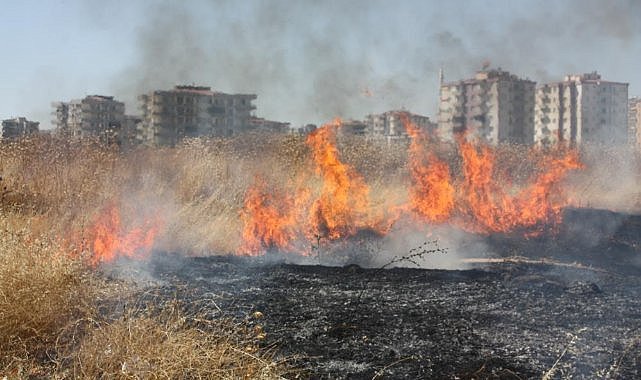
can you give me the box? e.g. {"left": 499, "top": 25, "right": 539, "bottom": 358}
{"left": 1, "top": 0, "right": 640, "bottom": 128}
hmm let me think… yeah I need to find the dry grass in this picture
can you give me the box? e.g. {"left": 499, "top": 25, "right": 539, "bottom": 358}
{"left": 0, "top": 134, "right": 299, "bottom": 378}
{"left": 0, "top": 210, "right": 291, "bottom": 378}
{"left": 0, "top": 212, "right": 97, "bottom": 376}
{"left": 0, "top": 133, "right": 595, "bottom": 255}
{"left": 72, "top": 304, "right": 290, "bottom": 379}
{"left": 0, "top": 131, "right": 629, "bottom": 378}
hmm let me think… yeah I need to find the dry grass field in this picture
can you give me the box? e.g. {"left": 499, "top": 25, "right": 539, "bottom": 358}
{"left": 0, "top": 130, "right": 636, "bottom": 378}
{"left": 0, "top": 134, "right": 305, "bottom": 378}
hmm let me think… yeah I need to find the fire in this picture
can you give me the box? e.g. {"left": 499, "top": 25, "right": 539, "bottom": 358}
{"left": 87, "top": 201, "right": 161, "bottom": 266}
{"left": 306, "top": 118, "right": 390, "bottom": 240}
{"left": 239, "top": 177, "right": 304, "bottom": 255}
{"left": 238, "top": 119, "right": 393, "bottom": 255}
{"left": 403, "top": 114, "right": 455, "bottom": 223}
{"left": 457, "top": 136, "right": 582, "bottom": 233}
{"left": 516, "top": 149, "right": 583, "bottom": 227}
{"left": 239, "top": 117, "right": 583, "bottom": 256}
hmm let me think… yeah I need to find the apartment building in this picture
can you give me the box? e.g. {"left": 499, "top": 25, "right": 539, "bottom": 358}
{"left": 534, "top": 72, "right": 629, "bottom": 146}
{"left": 629, "top": 97, "right": 641, "bottom": 149}
{"left": 438, "top": 68, "right": 536, "bottom": 145}
{"left": 1, "top": 117, "right": 39, "bottom": 140}
{"left": 339, "top": 119, "right": 369, "bottom": 136}
{"left": 247, "top": 117, "right": 291, "bottom": 133}
{"left": 365, "top": 110, "right": 435, "bottom": 141}
{"left": 138, "top": 85, "right": 256, "bottom": 146}
{"left": 52, "top": 95, "right": 126, "bottom": 140}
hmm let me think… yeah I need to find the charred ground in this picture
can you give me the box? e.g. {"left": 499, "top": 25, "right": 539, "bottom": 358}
{"left": 120, "top": 207, "right": 641, "bottom": 379}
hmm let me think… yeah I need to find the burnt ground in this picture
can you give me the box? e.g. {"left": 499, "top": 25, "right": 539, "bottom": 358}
{"left": 111, "top": 208, "right": 641, "bottom": 379}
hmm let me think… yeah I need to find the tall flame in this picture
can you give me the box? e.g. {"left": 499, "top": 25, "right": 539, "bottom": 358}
{"left": 403, "top": 114, "right": 455, "bottom": 223}
{"left": 516, "top": 149, "right": 583, "bottom": 228}
{"left": 238, "top": 119, "right": 393, "bottom": 255}
{"left": 306, "top": 118, "right": 389, "bottom": 240}
{"left": 87, "top": 201, "right": 161, "bottom": 266}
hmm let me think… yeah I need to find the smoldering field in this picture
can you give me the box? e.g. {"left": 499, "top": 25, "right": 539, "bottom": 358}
{"left": 3, "top": 130, "right": 641, "bottom": 378}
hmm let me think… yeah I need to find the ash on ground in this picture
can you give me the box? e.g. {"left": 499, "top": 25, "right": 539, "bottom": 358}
{"left": 129, "top": 208, "right": 641, "bottom": 379}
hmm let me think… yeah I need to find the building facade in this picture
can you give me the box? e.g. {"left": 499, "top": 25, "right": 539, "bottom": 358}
{"left": 1, "top": 117, "right": 39, "bottom": 140}
{"left": 365, "top": 110, "right": 435, "bottom": 141}
{"left": 117, "top": 115, "right": 142, "bottom": 149}
{"left": 339, "top": 119, "right": 369, "bottom": 136}
{"left": 629, "top": 97, "right": 641, "bottom": 149}
{"left": 138, "top": 85, "right": 257, "bottom": 146}
{"left": 247, "top": 117, "right": 291, "bottom": 133}
{"left": 534, "top": 72, "right": 629, "bottom": 147}
{"left": 52, "top": 95, "right": 126, "bottom": 140}
{"left": 438, "top": 69, "right": 536, "bottom": 145}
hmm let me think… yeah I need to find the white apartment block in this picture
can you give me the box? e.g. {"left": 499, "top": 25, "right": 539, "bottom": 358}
{"left": 438, "top": 69, "right": 536, "bottom": 145}
{"left": 534, "top": 72, "right": 629, "bottom": 147}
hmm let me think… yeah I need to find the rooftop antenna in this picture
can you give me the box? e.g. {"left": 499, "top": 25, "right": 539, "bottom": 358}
{"left": 439, "top": 67, "right": 444, "bottom": 86}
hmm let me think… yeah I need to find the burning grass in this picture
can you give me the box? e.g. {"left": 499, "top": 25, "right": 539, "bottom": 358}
{"left": 0, "top": 128, "right": 589, "bottom": 260}
{"left": 0, "top": 211, "right": 291, "bottom": 378}
{"left": 0, "top": 125, "right": 632, "bottom": 376}
{"left": 0, "top": 133, "right": 295, "bottom": 376}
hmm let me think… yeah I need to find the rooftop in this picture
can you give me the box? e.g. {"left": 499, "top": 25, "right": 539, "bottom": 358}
{"left": 173, "top": 85, "right": 215, "bottom": 95}
{"left": 86, "top": 95, "right": 115, "bottom": 101}
{"left": 442, "top": 68, "right": 534, "bottom": 87}
{"left": 540, "top": 72, "right": 629, "bottom": 86}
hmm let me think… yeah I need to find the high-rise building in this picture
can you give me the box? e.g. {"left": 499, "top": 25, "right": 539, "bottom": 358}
{"left": 52, "top": 95, "right": 126, "bottom": 140}
{"left": 628, "top": 97, "right": 641, "bottom": 149}
{"left": 1, "top": 117, "right": 39, "bottom": 140}
{"left": 138, "top": 85, "right": 257, "bottom": 146}
{"left": 534, "top": 72, "right": 629, "bottom": 147}
{"left": 438, "top": 68, "right": 536, "bottom": 144}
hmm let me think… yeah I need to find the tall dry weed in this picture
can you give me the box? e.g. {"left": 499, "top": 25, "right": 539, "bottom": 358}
{"left": 0, "top": 212, "right": 97, "bottom": 374}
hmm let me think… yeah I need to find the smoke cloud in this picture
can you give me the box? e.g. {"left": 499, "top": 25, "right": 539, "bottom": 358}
{"left": 104, "top": 0, "right": 640, "bottom": 127}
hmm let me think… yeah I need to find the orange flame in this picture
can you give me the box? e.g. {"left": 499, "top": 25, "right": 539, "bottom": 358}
{"left": 458, "top": 136, "right": 582, "bottom": 233}
{"left": 239, "top": 177, "right": 307, "bottom": 255}
{"left": 87, "top": 201, "right": 161, "bottom": 266}
{"left": 306, "top": 118, "right": 389, "bottom": 240}
{"left": 238, "top": 117, "right": 583, "bottom": 256}
{"left": 516, "top": 149, "right": 583, "bottom": 228}
{"left": 403, "top": 114, "right": 455, "bottom": 223}
{"left": 238, "top": 119, "right": 394, "bottom": 255}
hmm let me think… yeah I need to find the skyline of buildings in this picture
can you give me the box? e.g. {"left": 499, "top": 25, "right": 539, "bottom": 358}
{"left": 3, "top": 66, "right": 641, "bottom": 149}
